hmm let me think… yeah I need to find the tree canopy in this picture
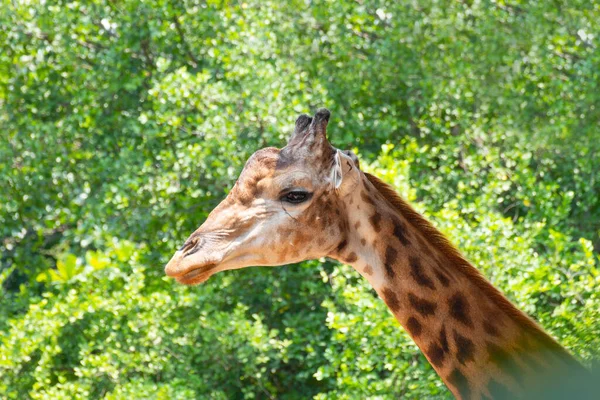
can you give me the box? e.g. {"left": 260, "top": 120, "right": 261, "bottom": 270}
{"left": 1, "top": 1, "right": 599, "bottom": 398}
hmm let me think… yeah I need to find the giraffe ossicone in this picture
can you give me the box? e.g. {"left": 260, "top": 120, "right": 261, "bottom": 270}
{"left": 165, "top": 109, "right": 591, "bottom": 399}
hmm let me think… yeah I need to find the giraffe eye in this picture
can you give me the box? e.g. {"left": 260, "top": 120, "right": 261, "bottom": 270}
{"left": 281, "top": 191, "right": 311, "bottom": 204}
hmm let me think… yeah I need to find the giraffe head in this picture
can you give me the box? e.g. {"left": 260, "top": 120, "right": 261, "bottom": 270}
{"left": 165, "top": 109, "right": 361, "bottom": 285}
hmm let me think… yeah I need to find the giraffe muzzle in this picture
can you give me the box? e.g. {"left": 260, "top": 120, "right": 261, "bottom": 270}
{"left": 174, "top": 263, "right": 219, "bottom": 285}
{"left": 164, "top": 244, "right": 224, "bottom": 284}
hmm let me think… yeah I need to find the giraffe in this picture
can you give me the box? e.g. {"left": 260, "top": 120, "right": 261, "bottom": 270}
{"left": 165, "top": 109, "right": 591, "bottom": 399}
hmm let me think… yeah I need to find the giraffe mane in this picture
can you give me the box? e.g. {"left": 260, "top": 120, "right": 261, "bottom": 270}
{"left": 364, "top": 172, "right": 582, "bottom": 368}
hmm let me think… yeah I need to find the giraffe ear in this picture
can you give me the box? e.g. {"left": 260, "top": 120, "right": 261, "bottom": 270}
{"left": 331, "top": 150, "right": 344, "bottom": 189}
{"left": 331, "top": 149, "right": 359, "bottom": 192}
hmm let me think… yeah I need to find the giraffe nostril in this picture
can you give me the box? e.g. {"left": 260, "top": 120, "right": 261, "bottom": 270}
{"left": 182, "top": 237, "right": 205, "bottom": 258}
{"left": 179, "top": 233, "right": 201, "bottom": 252}
{"left": 184, "top": 245, "right": 202, "bottom": 257}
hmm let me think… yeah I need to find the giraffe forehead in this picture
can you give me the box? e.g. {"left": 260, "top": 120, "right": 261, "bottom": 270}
{"left": 239, "top": 149, "right": 331, "bottom": 189}
{"left": 277, "top": 140, "right": 337, "bottom": 172}
{"left": 241, "top": 147, "right": 279, "bottom": 173}
{"left": 272, "top": 171, "right": 315, "bottom": 189}
{"left": 235, "top": 149, "right": 279, "bottom": 184}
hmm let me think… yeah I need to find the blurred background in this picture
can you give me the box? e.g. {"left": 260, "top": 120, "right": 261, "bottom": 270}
{"left": 1, "top": 1, "right": 599, "bottom": 398}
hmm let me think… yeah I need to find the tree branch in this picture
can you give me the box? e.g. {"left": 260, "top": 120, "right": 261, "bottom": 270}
{"left": 172, "top": 15, "right": 199, "bottom": 69}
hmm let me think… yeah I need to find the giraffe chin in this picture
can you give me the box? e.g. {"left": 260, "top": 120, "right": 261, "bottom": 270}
{"left": 175, "top": 263, "right": 218, "bottom": 286}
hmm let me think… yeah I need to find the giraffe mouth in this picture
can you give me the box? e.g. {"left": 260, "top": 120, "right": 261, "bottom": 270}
{"left": 175, "top": 263, "right": 219, "bottom": 285}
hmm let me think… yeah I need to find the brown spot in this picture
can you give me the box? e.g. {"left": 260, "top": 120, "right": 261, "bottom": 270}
{"left": 345, "top": 252, "right": 358, "bottom": 263}
{"left": 449, "top": 293, "right": 473, "bottom": 328}
{"left": 483, "top": 320, "right": 499, "bottom": 337}
{"left": 447, "top": 368, "right": 470, "bottom": 400}
{"left": 363, "top": 265, "right": 373, "bottom": 275}
{"left": 382, "top": 287, "right": 400, "bottom": 312}
{"left": 434, "top": 269, "right": 450, "bottom": 287}
{"left": 360, "top": 190, "right": 375, "bottom": 205}
{"left": 409, "top": 256, "right": 435, "bottom": 289}
{"left": 360, "top": 238, "right": 366, "bottom": 246}
{"left": 384, "top": 246, "right": 398, "bottom": 278}
{"left": 336, "top": 239, "right": 348, "bottom": 253}
{"left": 354, "top": 221, "right": 361, "bottom": 229}
{"left": 405, "top": 317, "right": 422, "bottom": 337}
{"left": 392, "top": 218, "right": 411, "bottom": 246}
{"left": 427, "top": 343, "right": 446, "bottom": 367}
{"left": 349, "top": 197, "right": 353, "bottom": 205}
{"left": 454, "top": 330, "right": 475, "bottom": 365}
{"left": 408, "top": 293, "right": 437, "bottom": 316}
{"left": 369, "top": 213, "right": 382, "bottom": 232}
{"left": 486, "top": 342, "right": 524, "bottom": 386}
{"left": 439, "top": 325, "right": 449, "bottom": 352}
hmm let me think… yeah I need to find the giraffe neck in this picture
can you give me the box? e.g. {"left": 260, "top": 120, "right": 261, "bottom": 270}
{"left": 329, "top": 172, "right": 585, "bottom": 399}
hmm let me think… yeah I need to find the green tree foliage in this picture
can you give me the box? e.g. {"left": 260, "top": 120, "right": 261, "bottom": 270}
{"left": 1, "top": 1, "right": 599, "bottom": 398}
